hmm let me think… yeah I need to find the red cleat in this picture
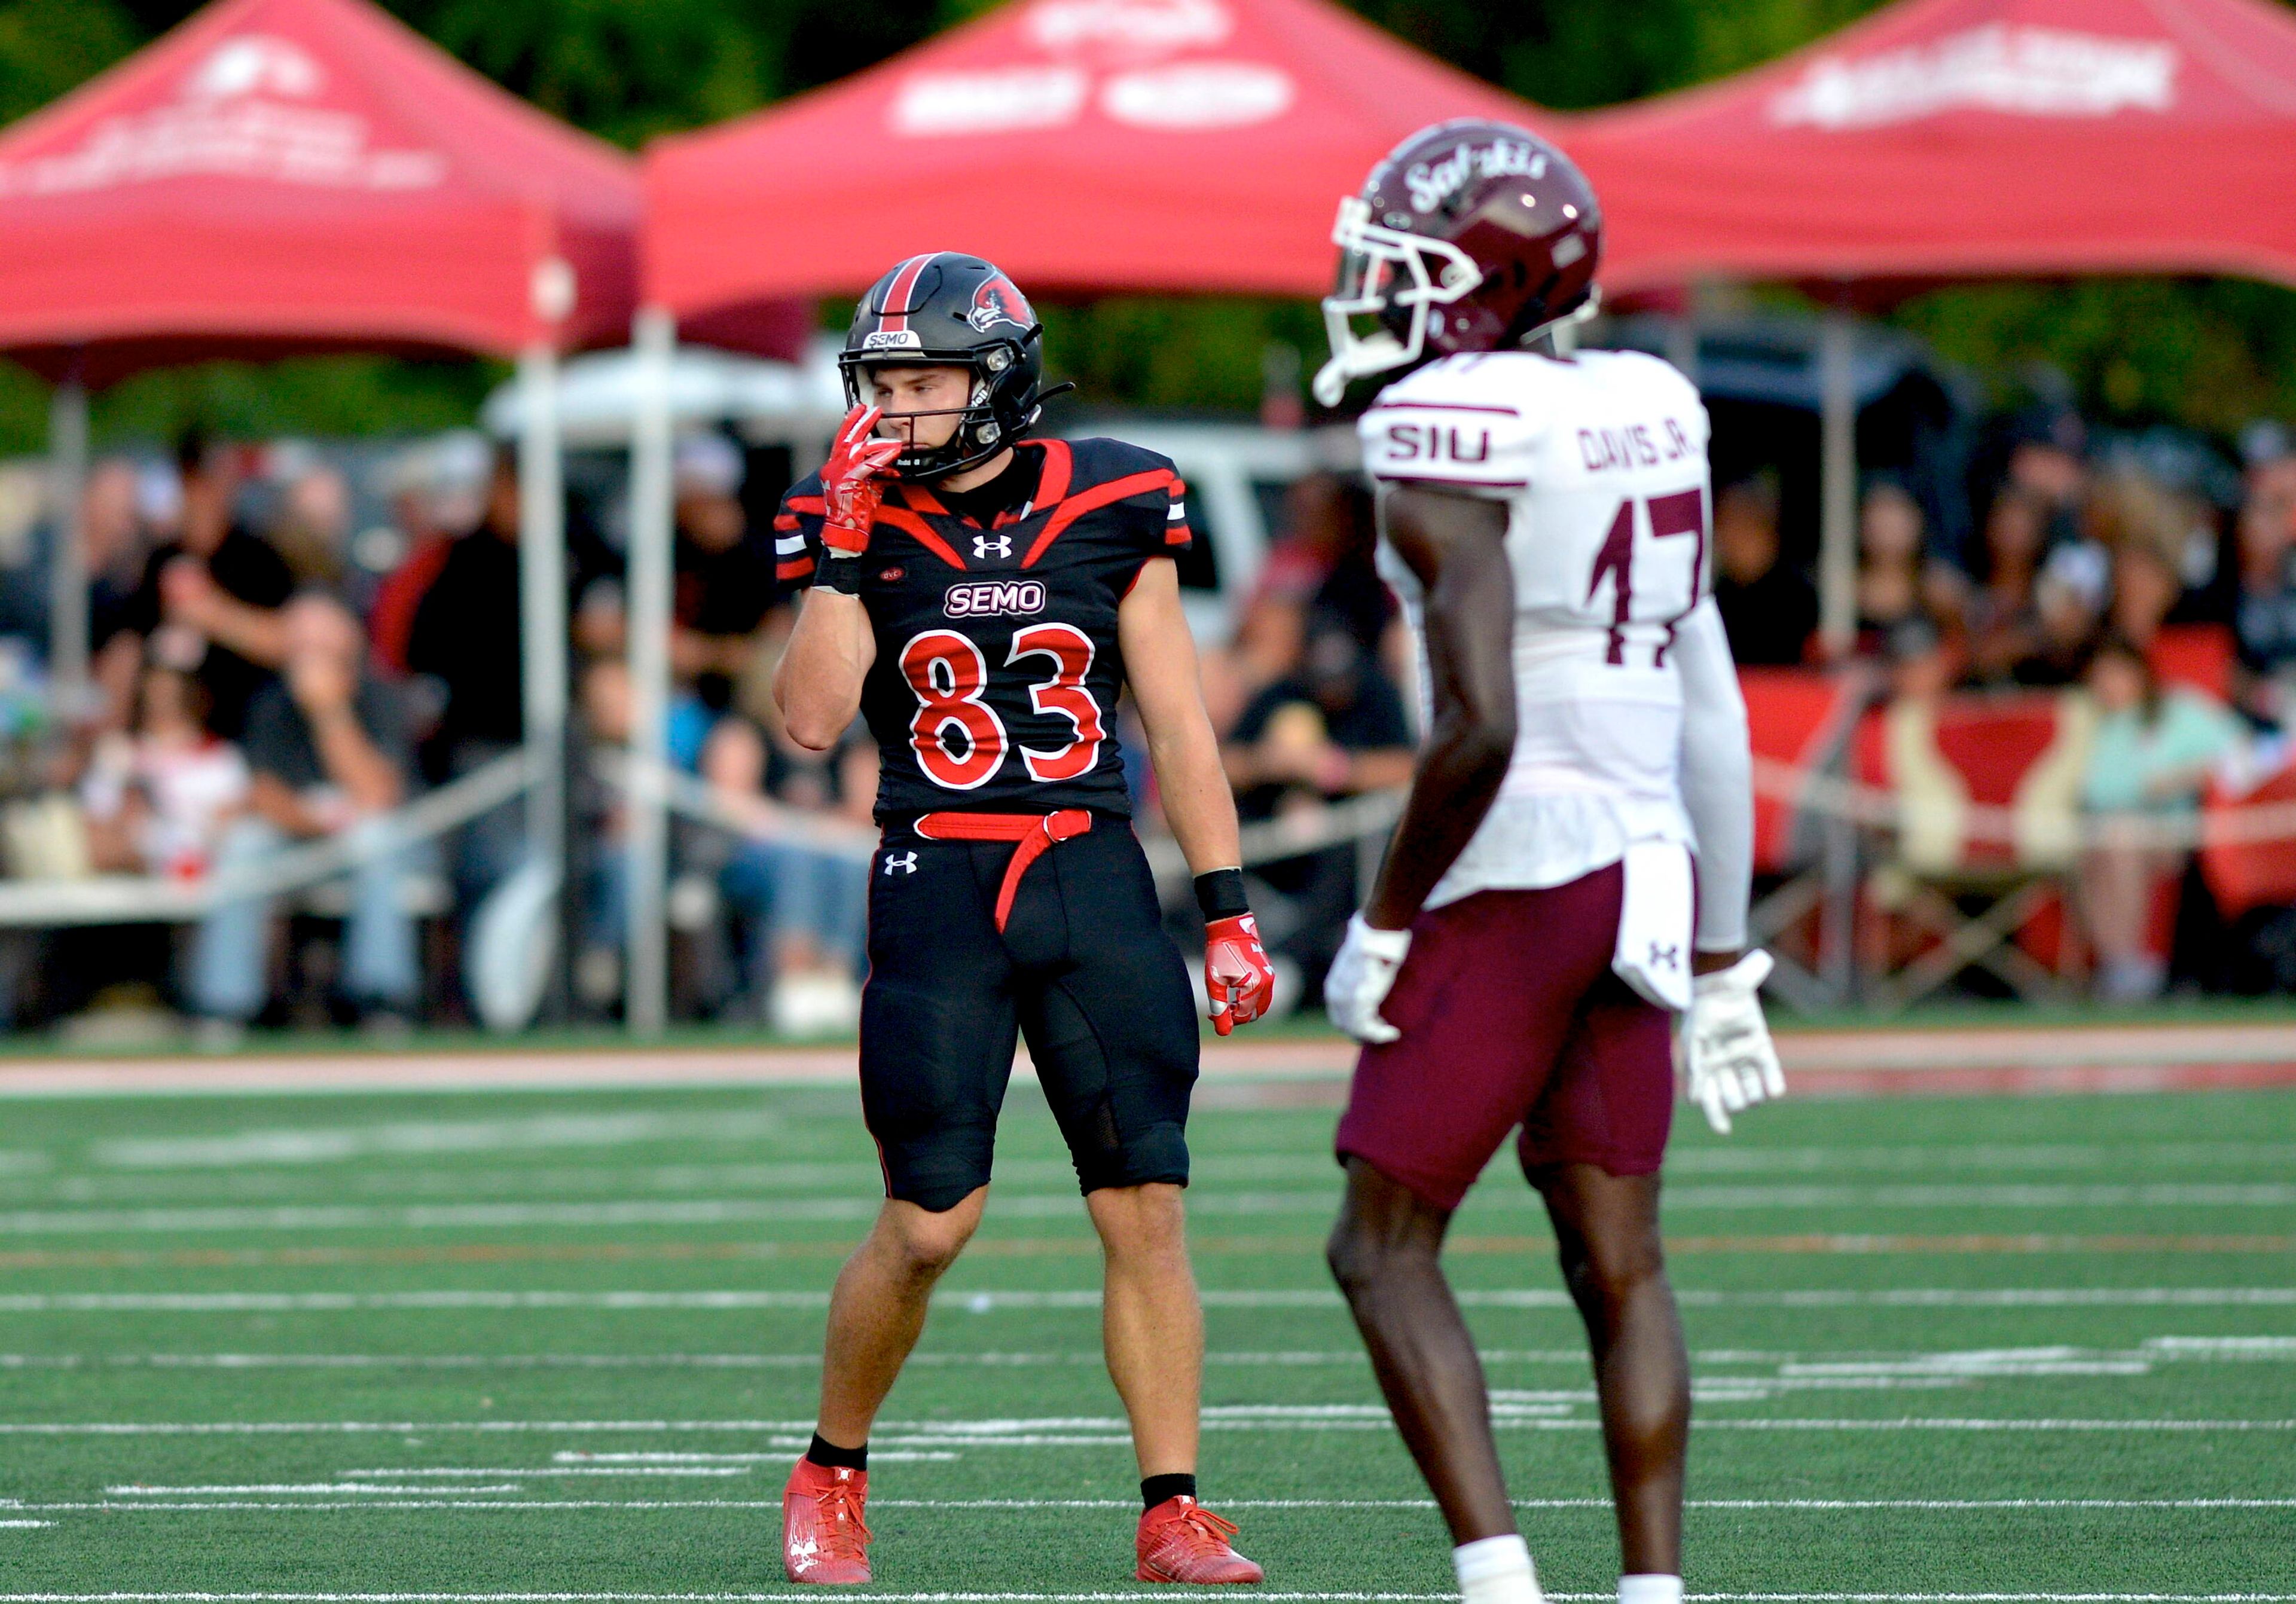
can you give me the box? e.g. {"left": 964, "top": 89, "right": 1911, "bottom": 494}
{"left": 783, "top": 1459, "right": 871, "bottom": 1584}
{"left": 1136, "top": 1495, "right": 1264, "bottom": 1584}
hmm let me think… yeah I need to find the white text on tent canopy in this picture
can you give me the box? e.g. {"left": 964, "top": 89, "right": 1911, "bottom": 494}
{"left": 0, "top": 33, "right": 445, "bottom": 195}
{"left": 890, "top": 66, "right": 1090, "bottom": 135}
{"left": 1025, "top": 0, "right": 1233, "bottom": 60}
{"left": 1101, "top": 61, "right": 1293, "bottom": 127}
{"left": 183, "top": 35, "right": 326, "bottom": 101}
{"left": 1769, "top": 24, "right": 2178, "bottom": 129}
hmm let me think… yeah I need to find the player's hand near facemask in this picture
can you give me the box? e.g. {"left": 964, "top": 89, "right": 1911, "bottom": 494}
{"left": 1325, "top": 913, "right": 1412, "bottom": 1044}
{"left": 820, "top": 404, "right": 904, "bottom": 558}
{"left": 1681, "top": 948, "right": 1785, "bottom": 1134}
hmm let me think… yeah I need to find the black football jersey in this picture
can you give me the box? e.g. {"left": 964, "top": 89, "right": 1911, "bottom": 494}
{"left": 776, "top": 436, "right": 1194, "bottom": 821}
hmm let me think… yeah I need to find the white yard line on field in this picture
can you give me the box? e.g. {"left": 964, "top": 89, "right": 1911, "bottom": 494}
{"left": 5, "top": 1183, "right": 2293, "bottom": 1234}
{"left": 101, "top": 1486, "right": 520, "bottom": 1496}
{"left": 19, "top": 1498, "right": 2296, "bottom": 1517}
{"left": 5, "top": 1417, "right": 2295, "bottom": 1438}
{"left": 328, "top": 1477, "right": 744, "bottom": 1487}
{"left": 87, "top": 1114, "right": 787, "bottom": 1171}
{"left": 11, "top": 1597, "right": 2296, "bottom": 1604}
{"left": 4, "top": 1287, "right": 2294, "bottom": 1313}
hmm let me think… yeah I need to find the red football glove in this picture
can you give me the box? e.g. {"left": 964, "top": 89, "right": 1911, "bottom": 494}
{"left": 1205, "top": 913, "right": 1276, "bottom": 1036}
{"left": 820, "top": 404, "right": 903, "bottom": 557}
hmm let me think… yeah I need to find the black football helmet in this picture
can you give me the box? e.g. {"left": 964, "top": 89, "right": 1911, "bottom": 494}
{"left": 840, "top": 253, "right": 1061, "bottom": 481}
{"left": 1314, "top": 120, "right": 1604, "bottom": 405}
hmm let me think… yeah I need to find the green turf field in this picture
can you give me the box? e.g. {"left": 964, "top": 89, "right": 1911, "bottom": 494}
{"left": 0, "top": 1077, "right": 2290, "bottom": 1599}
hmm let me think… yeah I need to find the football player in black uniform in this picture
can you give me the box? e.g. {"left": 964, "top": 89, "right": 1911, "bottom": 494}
{"left": 770, "top": 253, "right": 1277, "bottom": 1587}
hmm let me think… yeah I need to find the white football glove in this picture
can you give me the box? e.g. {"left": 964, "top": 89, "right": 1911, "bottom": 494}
{"left": 1325, "top": 913, "right": 1412, "bottom": 1044}
{"left": 1681, "top": 949, "right": 1785, "bottom": 1135}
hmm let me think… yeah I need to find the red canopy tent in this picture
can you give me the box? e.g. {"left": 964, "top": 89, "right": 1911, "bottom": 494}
{"left": 1558, "top": 0, "right": 2296, "bottom": 656}
{"left": 642, "top": 0, "right": 1552, "bottom": 328}
{"left": 0, "top": 0, "right": 639, "bottom": 380}
{"left": 0, "top": 0, "right": 640, "bottom": 977}
{"left": 1569, "top": 0, "right": 2296, "bottom": 296}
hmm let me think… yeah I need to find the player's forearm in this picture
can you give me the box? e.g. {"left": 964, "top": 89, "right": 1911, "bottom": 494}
{"left": 774, "top": 591, "right": 872, "bottom": 751}
{"left": 1361, "top": 713, "right": 1511, "bottom": 930}
{"left": 1147, "top": 713, "right": 1241, "bottom": 876}
{"left": 1674, "top": 601, "right": 1753, "bottom": 952}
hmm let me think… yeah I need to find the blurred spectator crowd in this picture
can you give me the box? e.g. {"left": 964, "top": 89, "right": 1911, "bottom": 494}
{"left": 0, "top": 425, "right": 883, "bottom": 1043}
{"left": 0, "top": 381, "right": 2288, "bottom": 1042}
{"left": 1714, "top": 407, "right": 2296, "bottom": 1001}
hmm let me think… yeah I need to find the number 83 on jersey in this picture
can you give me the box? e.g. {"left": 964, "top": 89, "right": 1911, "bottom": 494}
{"left": 899, "top": 625, "right": 1107, "bottom": 792}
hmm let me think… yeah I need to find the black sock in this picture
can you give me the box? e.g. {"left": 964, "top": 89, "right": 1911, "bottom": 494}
{"left": 807, "top": 1431, "right": 868, "bottom": 1472}
{"left": 1142, "top": 1472, "right": 1197, "bottom": 1510}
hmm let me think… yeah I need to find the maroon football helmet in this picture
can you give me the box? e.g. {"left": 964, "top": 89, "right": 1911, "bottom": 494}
{"left": 1314, "top": 119, "right": 1603, "bottom": 405}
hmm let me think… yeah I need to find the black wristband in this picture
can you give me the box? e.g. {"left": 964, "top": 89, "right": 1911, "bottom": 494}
{"left": 1193, "top": 867, "right": 1249, "bottom": 921}
{"left": 812, "top": 555, "right": 863, "bottom": 595}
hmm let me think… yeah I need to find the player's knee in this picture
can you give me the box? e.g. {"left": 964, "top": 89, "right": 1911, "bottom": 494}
{"left": 1087, "top": 1181, "right": 1186, "bottom": 1260}
{"left": 1324, "top": 1213, "right": 1425, "bottom": 1300}
{"left": 875, "top": 1195, "right": 982, "bottom": 1279}
{"left": 1559, "top": 1217, "right": 1666, "bottom": 1315}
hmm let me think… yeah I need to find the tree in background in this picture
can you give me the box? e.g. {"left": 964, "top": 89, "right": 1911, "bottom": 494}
{"left": 0, "top": 0, "right": 2291, "bottom": 448}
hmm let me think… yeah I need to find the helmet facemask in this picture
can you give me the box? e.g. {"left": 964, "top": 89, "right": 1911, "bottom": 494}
{"left": 839, "top": 334, "right": 1042, "bottom": 482}
{"left": 1312, "top": 197, "right": 1483, "bottom": 407}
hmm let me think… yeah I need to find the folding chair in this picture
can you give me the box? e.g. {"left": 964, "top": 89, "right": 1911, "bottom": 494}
{"left": 2150, "top": 623, "right": 2236, "bottom": 700}
{"left": 2200, "top": 757, "right": 2296, "bottom": 921}
{"left": 1738, "top": 667, "right": 1870, "bottom": 1010}
{"left": 1855, "top": 690, "right": 2097, "bottom": 1009}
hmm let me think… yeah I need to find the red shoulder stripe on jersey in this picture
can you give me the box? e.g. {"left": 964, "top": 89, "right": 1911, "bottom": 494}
{"left": 894, "top": 481, "right": 949, "bottom": 517}
{"left": 773, "top": 514, "right": 800, "bottom": 532}
{"left": 1367, "top": 401, "right": 1522, "bottom": 416}
{"left": 1170, "top": 476, "right": 1186, "bottom": 498}
{"left": 786, "top": 494, "right": 826, "bottom": 515}
{"left": 872, "top": 503, "right": 967, "bottom": 571}
{"left": 1165, "top": 527, "right": 1190, "bottom": 546}
{"left": 1033, "top": 438, "right": 1074, "bottom": 508}
{"left": 777, "top": 557, "right": 816, "bottom": 582}
{"left": 1021, "top": 468, "right": 1176, "bottom": 569}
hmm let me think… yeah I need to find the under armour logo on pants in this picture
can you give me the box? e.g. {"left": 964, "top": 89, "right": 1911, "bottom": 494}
{"left": 884, "top": 852, "right": 918, "bottom": 876}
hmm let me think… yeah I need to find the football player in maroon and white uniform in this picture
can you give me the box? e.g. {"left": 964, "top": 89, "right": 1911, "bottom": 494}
{"left": 769, "top": 252, "right": 1274, "bottom": 1587}
{"left": 1313, "top": 123, "right": 1785, "bottom": 1604}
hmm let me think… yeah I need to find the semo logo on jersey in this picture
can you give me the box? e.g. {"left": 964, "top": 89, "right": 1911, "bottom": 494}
{"left": 944, "top": 579, "right": 1048, "bottom": 618}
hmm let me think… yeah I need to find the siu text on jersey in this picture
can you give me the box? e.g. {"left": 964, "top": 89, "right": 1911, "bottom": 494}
{"left": 1378, "top": 421, "right": 1492, "bottom": 464}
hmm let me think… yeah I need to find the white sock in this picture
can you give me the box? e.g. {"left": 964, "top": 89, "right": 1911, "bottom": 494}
{"left": 1619, "top": 1574, "right": 1684, "bottom": 1604}
{"left": 1454, "top": 1534, "right": 1542, "bottom": 1604}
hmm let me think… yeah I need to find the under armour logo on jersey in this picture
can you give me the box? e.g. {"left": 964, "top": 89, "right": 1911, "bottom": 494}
{"left": 884, "top": 852, "right": 918, "bottom": 876}
{"left": 973, "top": 533, "right": 1012, "bottom": 560}
{"left": 1648, "top": 942, "right": 1680, "bottom": 970}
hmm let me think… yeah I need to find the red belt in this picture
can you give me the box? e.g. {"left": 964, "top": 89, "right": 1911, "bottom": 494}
{"left": 913, "top": 809, "right": 1094, "bottom": 934}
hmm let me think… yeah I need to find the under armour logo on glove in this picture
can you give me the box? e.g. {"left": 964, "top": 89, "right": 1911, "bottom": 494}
{"left": 1649, "top": 942, "right": 1679, "bottom": 970}
{"left": 883, "top": 852, "right": 918, "bottom": 876}
{"left": 973, "top": 533, "right": 1012, "bottom": 560}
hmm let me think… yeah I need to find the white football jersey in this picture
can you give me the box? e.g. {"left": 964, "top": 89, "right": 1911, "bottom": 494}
{"left": 1359, "top": 347, "right": 1714, "bottom": 908}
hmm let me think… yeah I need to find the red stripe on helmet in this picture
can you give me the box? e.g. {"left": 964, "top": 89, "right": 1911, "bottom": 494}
{"left": 874, "top": 253, "right": 941, "bottom": 340}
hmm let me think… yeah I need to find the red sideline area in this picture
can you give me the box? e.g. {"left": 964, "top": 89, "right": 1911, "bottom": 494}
{"left": 0, "top": 1021, "right": 2291, "bottom": 1098}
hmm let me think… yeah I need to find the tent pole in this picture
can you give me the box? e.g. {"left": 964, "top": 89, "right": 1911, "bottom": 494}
{"left": 517, "top": 341, "right": 568, "bottom": 884}
{"left": 625, "top": 305, "right": 677, "bottom": 1037}
{"left": 46, "top": 368, "right": 88, "bottom": 718}
{"left": 1816, "top": 306, "right": 1857, "bottom": 659}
